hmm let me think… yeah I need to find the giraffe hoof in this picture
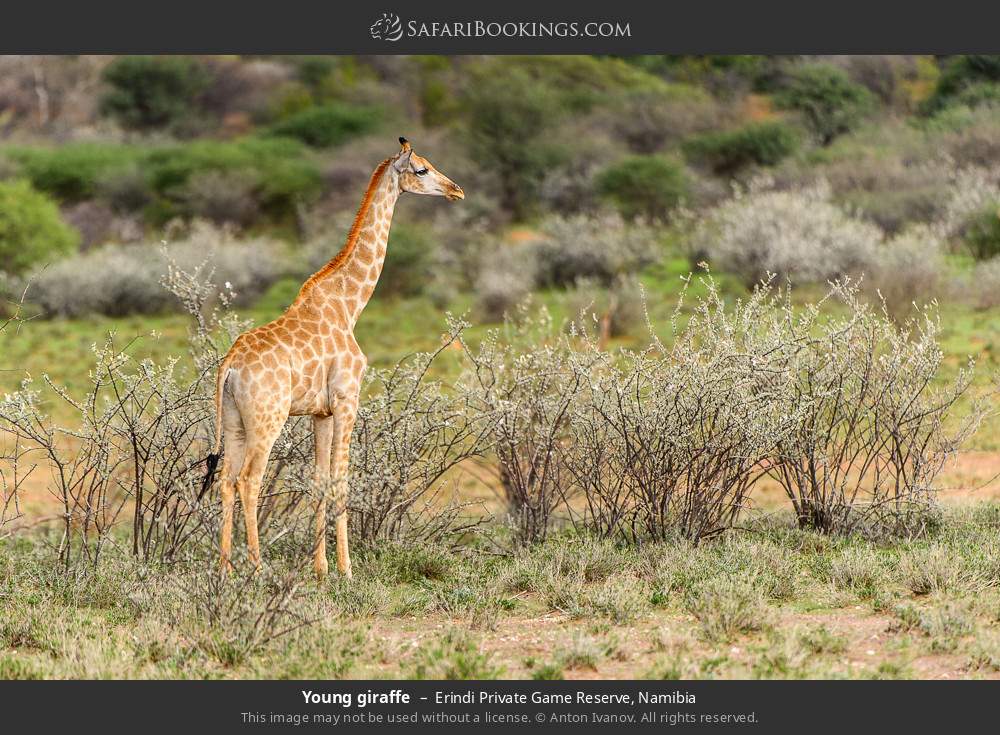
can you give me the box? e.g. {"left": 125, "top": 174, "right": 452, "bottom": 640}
{"left": 315, "top": 560, "right": 329, "bottom": 583}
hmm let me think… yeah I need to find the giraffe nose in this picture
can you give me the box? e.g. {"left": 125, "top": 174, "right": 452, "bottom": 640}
{"left": 447, "top": 184, "right": 464, "bottom": 201}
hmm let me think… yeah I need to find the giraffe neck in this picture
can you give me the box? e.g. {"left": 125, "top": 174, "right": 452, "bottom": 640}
{"left": 294, "top": 159, "right": 399, "bottom": 326}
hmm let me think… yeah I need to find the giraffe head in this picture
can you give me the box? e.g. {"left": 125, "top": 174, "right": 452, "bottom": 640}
{"left": 392, "top": 137, "right": 464, "bottom": 201}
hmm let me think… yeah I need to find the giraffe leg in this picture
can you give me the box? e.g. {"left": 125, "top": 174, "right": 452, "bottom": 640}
{"left": 312, "top": 414, "right": 335, "bottom": 582}
{"left": 237, "top": 427, "right": 281, "bottom": 572}
{"left": 237, "top": 456, "right": 263, "bottom": 571}
{"left": 332, "top": 400, "right": 358, "bottom": 580}
{"left": 218, "top": 396, "right": 246, "bottom": 573}
{"left": 219, "top": 452, "right": 244, "bottom": 573}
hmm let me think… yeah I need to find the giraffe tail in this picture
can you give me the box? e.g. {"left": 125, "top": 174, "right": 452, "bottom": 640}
{"left": 199, "top": 452, "right": 221, "bottom": 502}
{"left": 200, "top": 352, "right": 234, "bottom": 501}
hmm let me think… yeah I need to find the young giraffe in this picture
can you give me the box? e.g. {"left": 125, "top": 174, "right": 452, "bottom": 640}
{"left": 204, "top": 138, "right": 464, "bottom": 581}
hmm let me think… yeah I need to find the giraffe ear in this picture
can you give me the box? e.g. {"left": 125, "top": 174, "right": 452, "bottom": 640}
{"left": 393, "top": 147, "right": 413, "bottom": 172}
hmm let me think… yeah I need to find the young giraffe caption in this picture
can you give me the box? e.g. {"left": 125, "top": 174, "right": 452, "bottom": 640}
{"left": 202, "top": 138, "right": 464, "bottom": 581}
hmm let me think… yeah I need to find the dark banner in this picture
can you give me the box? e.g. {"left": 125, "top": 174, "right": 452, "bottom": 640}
{"left": 1, "top": 680, "right": 993, "bottom": 733}
{"left": 1, "top": 0, "right": 1000, "bottom": 53}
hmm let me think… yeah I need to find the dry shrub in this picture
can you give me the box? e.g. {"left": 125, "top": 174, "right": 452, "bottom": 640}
{"left": 181, "top": 171, "right": 258, "bottom": 228}
{"left": 693, "top": 178, "right": 881, "bottom": 287}
{"left": 969, "top": 257, "right": 1000, "bottom": 310}
{"left": 867, "top": 226, "right": 945, "bottom": 321}
{"left": 29, "top": 222, "right": 285, "bottom": 317}
{"left": 608, "top": 86, "right": 721, "bottom": 154}
{"left": 61, "top": 200, "right": 116, "bottom": 250}
{"left": 0, "top": 285, "right": 30, "bottom": 539}
{"left": 474, "top": 243, "right": 538, "bottom": 322}
{"left": 165, "top": 562, "right": 312, "bottom": 666}
{"left": 463, "top": 311, "right": 600, "bottom": 544}
{"left": 349, "top": 322, "right": 493, "bottom": 546}
{"left": 533, "top": 213, "right": 659, "bottom": 288}
{"left": 565, "top": 275, "right": 644, "bottom": 343}
{"left": 1, "top": 253, "right": 490, "bottom": 577}
{"left": 468, "top": 274, "right": 981, "bottom": 545}
{"left": 475, "top": 213, "right": 657, "bottom": 322}
{"left": 768, "top": 282, "right": 985, "bottom": 538}
{"left": 940, "top": 164, "right": 1000, "bottom": 243}
{"left": 834, "top": 55, "right": 924, "bottom": 108}
{"left": 940, "top": 108, "right": 1000, "bottom": 168}
{"left": 560, "top": 277, "right": 801, "bottom": 543}
{"left": 772, "top": 126, "right": 949, "bottom": 234}
{"left": 200, "top": 58, "right": 292, "bottom": 123}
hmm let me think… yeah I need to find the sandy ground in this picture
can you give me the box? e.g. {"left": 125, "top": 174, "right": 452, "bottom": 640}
{"left": 7, "top": 448, "right": 1000, "bottom": 531}
{"left": 365, "top": 605, "right": 986, "bottom": 680}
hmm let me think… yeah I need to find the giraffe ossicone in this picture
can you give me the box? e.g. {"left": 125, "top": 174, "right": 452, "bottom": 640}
{"left": 202, "top": 138, "right": 464, "bottom": 581}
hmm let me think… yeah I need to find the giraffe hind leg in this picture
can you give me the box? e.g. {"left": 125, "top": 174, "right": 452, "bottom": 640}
{"left": 219, "top": 393, "right": 246, "bottom": 572}
{"left": 236, "top": 419, "right": 284, "bottom": 572}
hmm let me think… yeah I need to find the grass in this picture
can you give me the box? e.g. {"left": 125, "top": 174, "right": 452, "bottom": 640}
{"left": 4, "top": 506, "right": 1000, "bottom": 679}
{"left": 4, "top": 242, "right": 1000, "bottom": 679}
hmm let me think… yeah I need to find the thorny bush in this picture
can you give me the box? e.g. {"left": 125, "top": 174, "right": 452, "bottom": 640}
{"left": 0, "top": 252, "right": 492, "bottom": 574}
{"left": 0, "top": 257, "right": 986, "bottom": 583}
{"left": 560, "top": 277, "right": 804, "bottom": 543}
{"left": 766, "top": 281, "right": 987, "bottom": 537}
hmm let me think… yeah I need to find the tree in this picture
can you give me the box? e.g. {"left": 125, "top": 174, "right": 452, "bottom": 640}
{"left": 0, "top": 180, "right": 79, "bottom": 274}
{"left": 922, "top": 55, "right": 1000, "bottom": 114}
{"left": 776, "top": 63, "right": 873, "bottom": 145}
{"left": 99, "top": 56, "right": 209, "bottom": 132}
{"left": 463, "top": 68, "right": 565, "bottom": 220}
{"left": 597, "top": 155, "right": 689, "bottom": 222}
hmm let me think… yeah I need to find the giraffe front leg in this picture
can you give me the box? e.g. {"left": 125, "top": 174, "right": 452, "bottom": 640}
{"left": 332, "top": 401, "right": 358, "bottom": 580}
{"left": 313, "top": 415, "right": 335, "bottom": 582}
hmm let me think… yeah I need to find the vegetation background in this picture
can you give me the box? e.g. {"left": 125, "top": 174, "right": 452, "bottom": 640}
{"left": 4, "top": 54, "right": 1000, "bottom": 680}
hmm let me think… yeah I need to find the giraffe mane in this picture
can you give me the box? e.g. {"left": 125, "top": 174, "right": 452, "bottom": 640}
{"left": 295, "top": 157, "right": 392, "bottom": 300}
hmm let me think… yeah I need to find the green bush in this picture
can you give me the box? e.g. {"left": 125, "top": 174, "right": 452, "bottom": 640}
{"left": 99, "top": 56, "right": 210, "bottom": 132}
{"left": 374, "top": 223, "right": 433, "bottom": 298}
{"left": 293, "top": 57, "right": 340, "bottom": 93}
{"left": 266, "top": 102, "right": 381, "bottom": 148}
{"left": 417, "top": 56, "right": 459, "bottom": 128}
{"left": 923, "top": 55, "right": 1000, "bottom": 114}
{"left": 683, "top": 121, "right": 799, "bottom": 174}
{"left": 627, "top": 55, "right": 771, "bottom": 97}
{"left": 492, "top": 56, "right": 669, "bottom": 112}
{"left": 0, "top": 180, "right": 79, "bottom": 274}
{"left": 965, "top": 205, "right": 1000, "bottom": 260}
{"left": 952, "top": 82, "right": 1000, "bottom": 110}
{"left": 4, "top": 138, "right": 323, "bottom": 227}
{"left": 597, "top": 155, "right": 688, "bottom": 221}
{"left": 4, "top": 144, "right": 141, "bottom": 201}
{"left": 144, "top": 138, "right": 323, "bottom": 220}
{"left": 775, "top": 63, "right": 874, "bottom": 145}
{"left": 464, "top": 65, "right": 566, "bottom": 220}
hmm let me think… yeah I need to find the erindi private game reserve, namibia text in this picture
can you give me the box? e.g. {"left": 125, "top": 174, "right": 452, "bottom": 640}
{"left": 299, "top": 689, "right": 697, "bottom": 707}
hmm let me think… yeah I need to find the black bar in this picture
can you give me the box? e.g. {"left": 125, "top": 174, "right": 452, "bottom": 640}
{"left": 1, "top": 0, "right": 1000, "bottom": 54}
{"left": 1, "top": 680, "right": 994, "bottom": 733}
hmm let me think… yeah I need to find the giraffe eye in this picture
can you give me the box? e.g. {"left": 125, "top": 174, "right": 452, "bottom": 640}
{"left": 414, "top": 168, "right": 428, "bottom": 176}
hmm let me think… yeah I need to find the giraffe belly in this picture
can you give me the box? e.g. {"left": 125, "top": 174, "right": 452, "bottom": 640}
{"left": 288, "top": 363, "right": 333, "bottom": 416}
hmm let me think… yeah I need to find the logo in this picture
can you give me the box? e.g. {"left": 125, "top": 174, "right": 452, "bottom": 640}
{"left": 370, "top": 12, "right": 403, "bottom": 42}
